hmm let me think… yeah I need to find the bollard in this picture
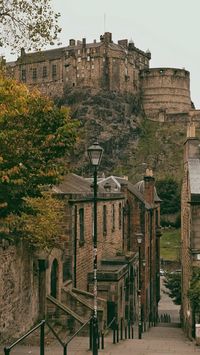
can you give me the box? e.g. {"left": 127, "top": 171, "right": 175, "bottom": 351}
{"left": 40, "top": 320, "right": 45, "bottom": 355}
{"left": 128, "top": 320, "right": 131, "bottom": 339}
{"left": 113, "top": 327, "right": 116, "bottom": 344}
{"left": 120, "top": 318, "right": 123, "bottom": 340}
{"left": 117, "top": 324, "right": 119, "bottom": 343}
{"left": 89, "top": 318, "right": 93, "bottom": 350}
{"left": 125, "top": 325, "right": 127, "bottom": 339}
{"left": 101, "top": 333, "right": 104, "bottom": 350}
{"left": 98, "top": 332, "right": 100, "bottom": 349}
{"left": 63, "top": 345, "right": 67, "bottom": 355}
{"left": 131, "top": 325, "right": 134, "bottom": 339}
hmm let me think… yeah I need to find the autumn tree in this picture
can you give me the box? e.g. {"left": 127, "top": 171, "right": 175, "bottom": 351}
{"left": 0, "top": 73, "right": 77, "bottom": 249}
{"left": 0, "top": 0, "right": 61, "bottom": 52}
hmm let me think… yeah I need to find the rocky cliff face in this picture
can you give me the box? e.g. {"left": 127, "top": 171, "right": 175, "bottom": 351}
{"left": 57, "top": 88, "right": 193, "bottom": 183}
{"left": 58, "top": 88, "right": 143, "bottom": 177}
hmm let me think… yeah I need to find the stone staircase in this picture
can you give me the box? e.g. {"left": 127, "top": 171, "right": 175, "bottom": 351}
{"left": 45, "top": 287, "right": 107, "bottom": 343}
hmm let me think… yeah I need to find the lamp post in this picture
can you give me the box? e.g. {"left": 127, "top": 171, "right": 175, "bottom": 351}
{"left": 87, "top": 142, "right": 103, "bottom": 355}
{"left": 136, "top": 233, "right": 143, "bottom": 339}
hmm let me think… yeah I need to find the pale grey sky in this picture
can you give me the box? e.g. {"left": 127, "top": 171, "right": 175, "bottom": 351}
{"left": 4, "top": 0, "right": 200, "bottom": 108}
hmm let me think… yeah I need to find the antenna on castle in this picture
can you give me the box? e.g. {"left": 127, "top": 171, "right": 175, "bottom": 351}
{"left": 104, "top": 13, "right": 106, "bottom": 32}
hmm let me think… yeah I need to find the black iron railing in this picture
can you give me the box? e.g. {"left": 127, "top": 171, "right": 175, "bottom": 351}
{"left": 4, "top": 317, "right": 92, "bottom": 355}
{"left": 4, "top": 320, "right": 45, "bottom": 355}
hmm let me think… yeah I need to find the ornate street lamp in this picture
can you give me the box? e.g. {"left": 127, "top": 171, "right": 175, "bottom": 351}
{"left": 136, "top": 233, "right": 143, "bottom": 339}
{"left": 87, "top": 142, "right": 103, "bottom": 355}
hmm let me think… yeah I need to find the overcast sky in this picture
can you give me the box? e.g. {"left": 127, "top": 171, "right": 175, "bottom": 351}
{"left": 4, "top": 0, "right": 200, "bottom": 108}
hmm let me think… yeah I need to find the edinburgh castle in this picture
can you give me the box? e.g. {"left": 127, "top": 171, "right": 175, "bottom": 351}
{"left": 6, "top": 32, "right": 200, "bottom": 123}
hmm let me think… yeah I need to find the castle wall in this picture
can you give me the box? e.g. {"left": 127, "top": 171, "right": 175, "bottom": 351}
{"left": 6, "top": 33, "right": 150, "bottom": 98}
{"left": 140, "top": 68, "right": 191, "bottom": 115}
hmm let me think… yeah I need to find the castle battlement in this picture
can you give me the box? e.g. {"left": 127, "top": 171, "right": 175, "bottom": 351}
{"left": 6, "top": 32, "right": 196, "bottom": 122}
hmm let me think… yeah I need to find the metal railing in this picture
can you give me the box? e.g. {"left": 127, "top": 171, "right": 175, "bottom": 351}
{"left": 112, "top": 318, "right": 134, "bottom": 344}
{"left": 4, "top": 320, "right": 45, "bottom": 355}
{"left": 4, "top": 317, "right": 92, "bottom": 355}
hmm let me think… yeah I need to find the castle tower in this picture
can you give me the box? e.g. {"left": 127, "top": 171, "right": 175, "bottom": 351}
{"left": 140, "top": 68, "right": 191, "bottom": 118}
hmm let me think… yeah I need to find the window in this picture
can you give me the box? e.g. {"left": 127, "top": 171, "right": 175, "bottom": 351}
{"left": 42, "top": 66, "right": 47, "bottom": 78}
{"left": 112, "top": 204, "right": 115, "bottom": 231}
{"left": 78, "top": 57, "right": 81, "bottom": 62}
{"left": 52, "top": 64, "right": 57, "bottom": 78}
{"left": 79, "top": 208, "right": 84, "bottom": 245}
{"left": 103, "top": 205, "right": 107, "bottom": 236}
{"left": 119, "top": 203, "right": 122, "bottom": 229}
{"left": 21, "top": 69, "right": 26, "bottom": 82}
{"left": 32, "top": 68, "right": 37, "bottom": 80}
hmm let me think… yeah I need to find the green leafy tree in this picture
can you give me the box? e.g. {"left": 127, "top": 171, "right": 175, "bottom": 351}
{"left": 163, "top": 271, "right": 181, "bottom": 305}
{"left": 156, "top": 178, "right": 181, "bottom": 215}
{"left": 0, "top": 73, "right": 77, "bottom": 248}
{"left": 188, "top": 267, "right": 200, "bottom": 312}
{"left": 0, "top": 0, "right": 61, "bottom": 52}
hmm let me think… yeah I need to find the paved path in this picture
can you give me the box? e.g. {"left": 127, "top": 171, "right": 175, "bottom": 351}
{"left": 1, "top": 277, "right": 200, "bottom": 354}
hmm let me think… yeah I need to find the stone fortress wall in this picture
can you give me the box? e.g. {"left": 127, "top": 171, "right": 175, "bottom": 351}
{"left": 5, "top": 32, "right": 200, "bottom": 123}
{"left": 140, "top": 68, "right": 191, "bottom": 115}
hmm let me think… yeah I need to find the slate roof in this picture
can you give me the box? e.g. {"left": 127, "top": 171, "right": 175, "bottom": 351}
{"left": 134, "top": 180, "right": 162, "bottom": 203}
{"left": 188, "top": 159, "right": 200, "bottom": 196}
{"left": 52, "top": 173, "right": 93, "bottom": 194}
{"left": 98, "top": 175, "right": 153, "bottom": 209}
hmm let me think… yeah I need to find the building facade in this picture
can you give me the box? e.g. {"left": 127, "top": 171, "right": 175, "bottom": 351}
{"left": 0, "top": 170, "right": 161, "bottom": 343}
{"left": 181, "top": 124, "right": 200, "bottom": 339}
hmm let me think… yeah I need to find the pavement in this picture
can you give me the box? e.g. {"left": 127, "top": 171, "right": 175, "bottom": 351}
{"left": 1, "top": 277, "right": 200, "bottom": 354}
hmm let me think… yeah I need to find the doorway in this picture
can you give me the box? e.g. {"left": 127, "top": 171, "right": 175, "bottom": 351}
{"left": 50, "top": 259, "right": 58, "bottom": 298}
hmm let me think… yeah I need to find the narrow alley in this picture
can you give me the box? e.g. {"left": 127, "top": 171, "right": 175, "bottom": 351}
{"left": 2, "top": 277, "right": 200, "bottom": 355}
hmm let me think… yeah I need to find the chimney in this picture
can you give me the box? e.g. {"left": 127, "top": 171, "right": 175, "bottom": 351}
{"left": 184, "top": 123, "right": 200, "bottom": 163}
{"left": 21, "top": 48, "right": 25, "bottom": 57}
{"left": 120, "top": 181, "right": 128, "bottom": 196}
{"left": 102, "top": 32, "right": 112, "bottom": 44}
{"left": 69, "top": 39, "right": 76, "bottom": 46}
{"left": 144, "top": 169, "right": 155, "bottom": 205}
{"left": 82, "top": 38, "right": 86, "bottom": 49}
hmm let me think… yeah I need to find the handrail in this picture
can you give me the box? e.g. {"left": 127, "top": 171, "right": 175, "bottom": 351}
{"left": 4, "top": 317, "right": 92, "bottom": 355}
{"left": 102, "top": 316, "right": 116, "bottom": 335}
{"left": 4, "top": 320, "right": 45, "bottom": 355}
{"left": 47, "top": 295, "right": 84, "bottom": 324}
{"left": 65, "top": 316, "right": 92, "bottom": 346}
{"left": 46, "top": 321, "right": 65, "bottom": 347}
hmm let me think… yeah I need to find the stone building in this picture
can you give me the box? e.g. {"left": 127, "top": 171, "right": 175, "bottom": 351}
{"left": 0, "top": 170, "right": 161, "bottom": 343}
{"left": 6, "top": 32, "right": 150, "bottom": 98}
{"left": 6, "top": 31, "right": 200, "bottom": 122}
{"left": 181, "top": 123, "right": 200, "bottom": 339}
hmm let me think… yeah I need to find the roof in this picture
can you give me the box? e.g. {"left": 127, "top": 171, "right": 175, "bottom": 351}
{"left": 134, "top": 180, "right": 162, "bottom": 203}
{"left": 188, "top": 159, "right": 200, "bottom": 196}
{"left": 98, "top": 175, "right": 153, "bottom": 208}
{"left": 52, "top": 173, "right": 93, "bottom": 194}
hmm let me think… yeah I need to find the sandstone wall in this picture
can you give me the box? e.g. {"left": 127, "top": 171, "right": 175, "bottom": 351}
{"left": 0, "top": 241, "right": 39, "bottom": 344}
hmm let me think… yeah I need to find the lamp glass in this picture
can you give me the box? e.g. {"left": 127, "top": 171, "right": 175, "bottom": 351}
{"left": 136, "top": 233, "right": 143, "bottom": 244}
{"left": 87, "top": 142, "right": 103, "bottom": 167}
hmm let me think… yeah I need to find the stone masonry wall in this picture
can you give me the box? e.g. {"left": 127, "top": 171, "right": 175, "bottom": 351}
{"left": 0, "top": 241, "right": 39, "bottom": 344}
